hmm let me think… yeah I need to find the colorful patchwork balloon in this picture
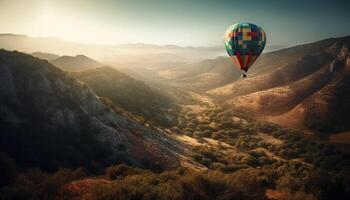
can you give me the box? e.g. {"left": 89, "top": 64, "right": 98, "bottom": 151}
{"left": 224, "top": 23, "right": 266, "bottom": 77}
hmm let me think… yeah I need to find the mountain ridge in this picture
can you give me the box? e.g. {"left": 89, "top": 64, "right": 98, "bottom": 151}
{"left": 206, "top": 36, "right": 350, "bottom": 134}
{"left": 0, "top": 49, "right": 188, "bottom": 171}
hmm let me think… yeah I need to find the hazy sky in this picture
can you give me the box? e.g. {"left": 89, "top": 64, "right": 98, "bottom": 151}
{"left": 0, "top": 0, "right": 349, "bottom": 46}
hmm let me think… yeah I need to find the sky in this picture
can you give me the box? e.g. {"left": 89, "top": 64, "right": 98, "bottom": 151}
{"left": 0, "top": 0, "right": 349, "bottom": 46}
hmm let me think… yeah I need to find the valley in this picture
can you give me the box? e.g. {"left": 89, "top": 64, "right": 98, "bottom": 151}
{"left": 0, "top": 35, "right": 350, "bottom": 200}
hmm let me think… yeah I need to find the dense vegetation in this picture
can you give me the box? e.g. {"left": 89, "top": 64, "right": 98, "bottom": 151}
{"left": 170, "top": 104, "right": 350, "bottom": 199}
{"left": 0, "top": 163, "right": 269, "bottom": 200}
{"left": 1, "top": 160, "right": 348, "bottom": 200}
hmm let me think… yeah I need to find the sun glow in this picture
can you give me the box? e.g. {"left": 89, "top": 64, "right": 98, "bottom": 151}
{"left": 32, "top": 2, "right": 121, "bottom": 45}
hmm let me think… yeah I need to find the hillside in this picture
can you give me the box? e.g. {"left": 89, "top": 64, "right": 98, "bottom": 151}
{"left": 0, "top": 49, "right": 186, "bottom": 172}
{"left": 207, "top": 38, "right": 342, "bottom": 98}
{"left": 73, "top": 67, "right": 179, "bottom": 127}
{"left": 31, "top": 52, "right": 60, "bottom": 61}
{"left": 50, "top": 55, "right": 102, "bottom": 72}
{"left": 207, "top": 36, "right": 350, "bottom": 134}
{"left": 167, "top": 57, "right": 242, "bottom": 90}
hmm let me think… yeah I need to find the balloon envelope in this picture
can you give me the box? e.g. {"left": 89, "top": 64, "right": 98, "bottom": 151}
{"left": 224, "top": 23, "right": 266, "bottom": 72}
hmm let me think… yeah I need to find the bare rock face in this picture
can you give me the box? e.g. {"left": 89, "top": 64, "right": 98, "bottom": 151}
{"left": 0, "top": 105, "right": 22, "bottom": 125}
{"left": 90, "top": 117, "right": 128, "bottom": 148}
{"left": 45, "top": 108, "right": 76, "bottom": 126}
{"left": 0, "top": 64, "right": 15, "bottom": 95}
{"left": 54, "top": 78, "right": 67, "bottom": 92}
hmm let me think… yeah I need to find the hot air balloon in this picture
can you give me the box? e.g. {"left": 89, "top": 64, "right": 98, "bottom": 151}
{"left": 224, "top": 23, "right": 266, "bottom": 77}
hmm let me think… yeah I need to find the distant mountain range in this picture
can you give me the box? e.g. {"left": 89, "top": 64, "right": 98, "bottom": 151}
{"left": 0, "top": 34, "right": 224, "bottom": 62}
{"left": 0, "top": 33, "right": 286, "bottom": 63}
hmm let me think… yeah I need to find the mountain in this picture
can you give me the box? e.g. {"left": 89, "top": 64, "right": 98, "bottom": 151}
{"left": 0, "top": 34, "right": 224, "bottom": 62}
{"left": 0, "top": 49, "right": 349, "bottom": 200}
{"left": 207, "top": 36, "right": 350, "bottom": 134}
{"left": 72, "top": 67, "right": 179, "bottom": 126}
{"left": 31, "top": 52, "right": 60, "bottom": 61}
{"left": 50, "top": 55, "right": 103, "bottom": 72}
{"left": 0, "top": 49, "right": 186, "bottom": 172}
